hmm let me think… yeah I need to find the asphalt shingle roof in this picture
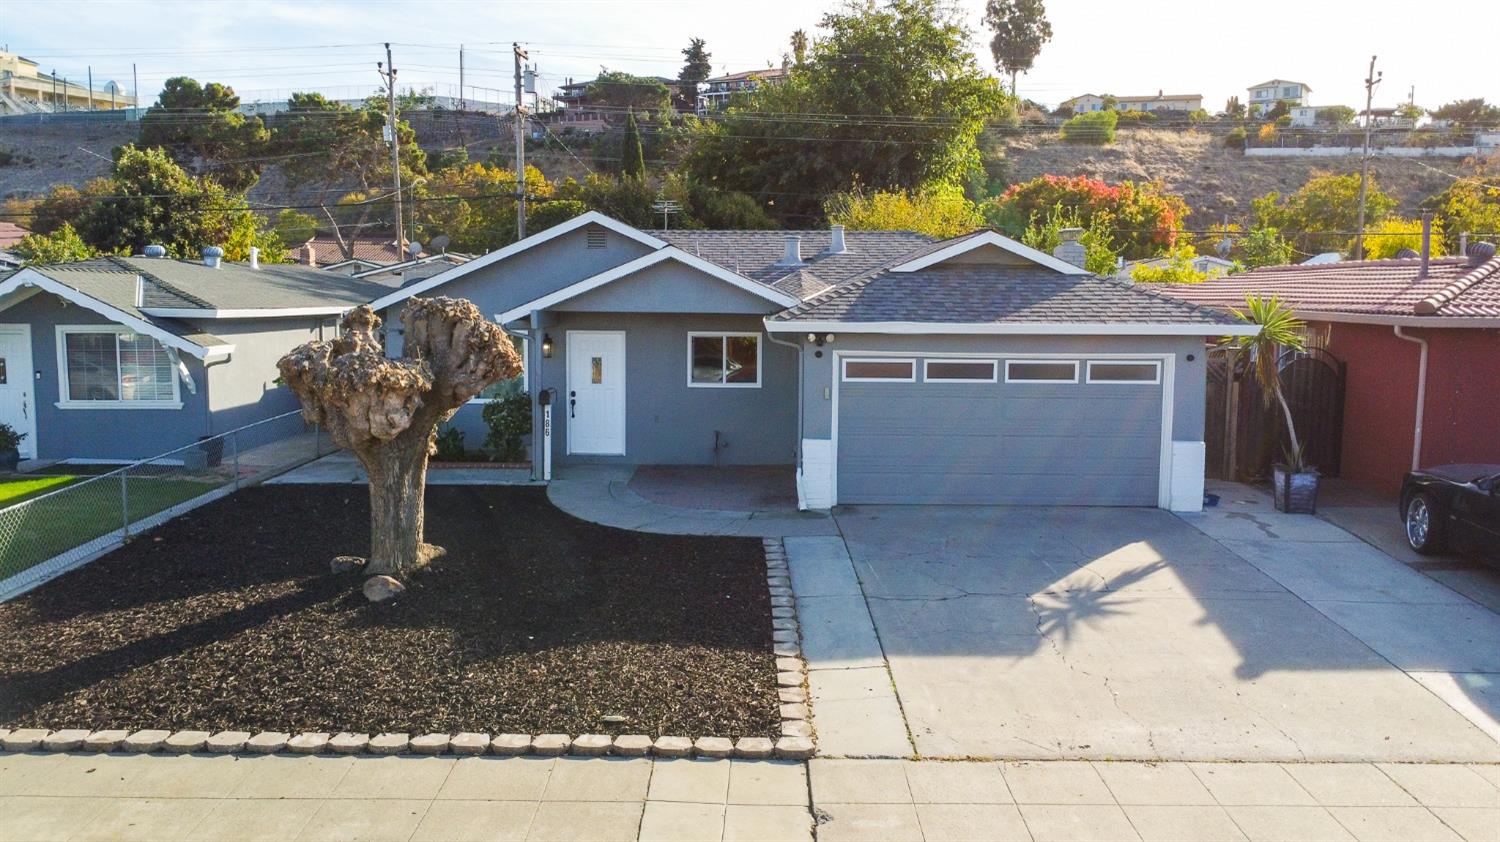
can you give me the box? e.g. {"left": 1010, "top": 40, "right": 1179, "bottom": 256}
{"left": 770, "top": 265, "right": 1240, "bottom": 326}
{"left": 652, "top": 229, "right": 935, "bottom": 299}
{"left": 109, "top": 256, "right": 404, "bottom": 310}
{"left": 1156, "top": 255, "right": 1500, "bottom": 320}
{"left": 22, "top": 260, "right": 228, "bottom": 348}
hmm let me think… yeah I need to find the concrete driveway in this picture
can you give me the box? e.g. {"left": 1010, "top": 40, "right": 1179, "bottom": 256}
{"left": 824, "top": 486, "right": 1500, "bottom": 762}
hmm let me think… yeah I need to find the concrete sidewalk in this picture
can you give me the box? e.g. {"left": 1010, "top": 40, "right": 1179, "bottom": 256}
{"left": 267, "top": 451, "right": 538, "bottom": 486}
{"left": 4, "top": 752, "right": 1496, "bottom": 841}
{"left": 547, "top": 465, "right": 838, "bottom": 538}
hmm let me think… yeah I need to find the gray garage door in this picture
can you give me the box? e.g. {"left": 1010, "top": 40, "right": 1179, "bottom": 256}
{"left": 836, "top": 357, "right": 1164, "bottom": 506}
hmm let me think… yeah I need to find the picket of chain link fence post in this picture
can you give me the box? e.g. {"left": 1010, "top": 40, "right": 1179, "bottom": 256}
{"left": 120, "top": 469, "right": 130, "bottom": 539}
{"left": 232, "top": 429, "right": 241, "bottom": 491}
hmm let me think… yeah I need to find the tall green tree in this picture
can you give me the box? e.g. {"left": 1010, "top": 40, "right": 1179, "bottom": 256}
{"left": 137, "top": 77, "right": 270, "bottom": 192}
{"left": 1430, "top": 98, "right": 1500, "bottom": 128}
{"left": 13, "top": 223, "right": 97, "bottom": 264}
{"left": 1422, "top": 176, "right": 1500, "bottom": 253}
{"left": 620, "top": 110, "right": 646, "bottom": 179}
{"left": 983, "top": 0, "right": 1052, "bottom": 96}
{"left": 790, "top": 29, "right": 809, "bottom": 65}
{"left": 677, "top": 38, "right": 713, "bottom": 109}
{"left": 1252, "top": 172, "right": 1396, "bottom": 256}
{"left": 586, "top": 71, "right": 672, "bottom": 113}
{"left": 270, "top": 92, "right": 426, "bottom": 259}
{"left": 71, "top": 145, "right": 277, "bottom": 261}
{"left": 687, "top": 0, "right": 1008, "bottom": 224}
{"left": 1223, "top": 96, "right": 1245, "bottom": 119}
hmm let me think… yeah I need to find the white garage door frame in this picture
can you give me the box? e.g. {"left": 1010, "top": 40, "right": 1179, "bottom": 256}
{"left": 829, "top": 349, "right": 1176, "bottom": 508}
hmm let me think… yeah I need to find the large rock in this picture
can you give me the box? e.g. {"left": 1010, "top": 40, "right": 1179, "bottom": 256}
{"left": 330, "top": 556, "right": 367, "bottom": 575}
{"left": 363, "top": 575, "right": 406, "bottom": 602}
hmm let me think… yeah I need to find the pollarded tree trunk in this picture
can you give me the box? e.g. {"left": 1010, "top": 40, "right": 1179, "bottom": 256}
{"left": 278, "top": 299, "right": 521, "bottom": 583}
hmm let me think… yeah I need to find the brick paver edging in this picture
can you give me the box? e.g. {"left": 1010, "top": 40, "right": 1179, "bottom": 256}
{"left": 0, "top": 540, "right": 815, "bottom": 761}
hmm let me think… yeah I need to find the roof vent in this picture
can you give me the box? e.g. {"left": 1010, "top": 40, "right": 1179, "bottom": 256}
{"left": 825, "top": 224, "right": 848, "bottom": 256}
{"left": 1394, "top": 248, "right": 1419, "bottom": 259}
{"left": 202, "top": 245, "right": 224, "bottom": 269}
{"left": 1468, "top": 241, "right": 1497, "bottom": 267}
{"left": 1052, "top": 227, "right": 1088, "bottom": 270}
{"left": 143, "top": 244, "right": 166, "bottom": 258}
{"left": 777, "top": 234, "right": 805, "bottom": 267}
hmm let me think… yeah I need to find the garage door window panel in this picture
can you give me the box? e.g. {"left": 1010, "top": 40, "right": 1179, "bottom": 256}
{"left": 924, "top": 360, "right": 998, "bottom": 383}
{"left": 1086, "top": 361, "right": 1161, "bottom": 384}
{"left": 843, "top": 359, "right": 916, "bottom": 382}
{"left": 1005, "top": 360, "right": 1079, "bottom": 384}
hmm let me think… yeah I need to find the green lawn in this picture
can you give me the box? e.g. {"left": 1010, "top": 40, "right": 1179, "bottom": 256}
{"left": 0, "top": 475, "right": 86, "bottom": 507}
{"left": 0, "top": 474, "right": 230, "bottom": 580}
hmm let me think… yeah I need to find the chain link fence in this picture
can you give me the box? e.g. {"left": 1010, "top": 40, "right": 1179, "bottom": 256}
{"left": 0, "top": 411, "right": 331, "bottom": 601}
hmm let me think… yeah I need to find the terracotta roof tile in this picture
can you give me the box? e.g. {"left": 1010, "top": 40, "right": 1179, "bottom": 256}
{"left": 1156, "top": 255, "right": 1500, "bottom": 320}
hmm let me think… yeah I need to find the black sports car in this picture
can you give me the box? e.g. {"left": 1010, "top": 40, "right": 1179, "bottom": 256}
{"left": 1400, "top": 464, "right": 1500, "bottom": 563}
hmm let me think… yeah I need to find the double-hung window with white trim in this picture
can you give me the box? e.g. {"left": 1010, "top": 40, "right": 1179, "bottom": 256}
{"left": 688, "top": 332, "right": 761, "bottom": 388}
{"left": 56, "top": 325, "right": 181, "bottom": 409}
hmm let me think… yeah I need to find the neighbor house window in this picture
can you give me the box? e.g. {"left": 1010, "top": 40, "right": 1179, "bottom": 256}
{"left": 1086, "top": 360, "right": 1161, "bottom": 384}
{"left": 842, "top": 359, "right": 915, "bottom": 382}
{"left": 58, "top": 327, "right": 180, "bottom": 407}
{"left": 470, "top": 334, "right": 528, "bottom": 403}
{"left": 688, "top": 332, "right": 760, "bottom": 387}
{"left": 923, "top": 359, "right": 997, "bottom": 383}
{"left": 1004, "top": 360, "right": 1078, "bottom": 384}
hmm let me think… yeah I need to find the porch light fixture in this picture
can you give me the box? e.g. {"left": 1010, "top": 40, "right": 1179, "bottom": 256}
{"left": 806, "top": 333, "right": 836, "bottom": 347}
{"left": 541, "top": 333, "right": 554, "bottom": 358}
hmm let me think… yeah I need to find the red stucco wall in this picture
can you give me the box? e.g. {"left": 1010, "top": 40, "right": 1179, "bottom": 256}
{"left": 1322, "top": 322, "right": 1500, "bottom": 495}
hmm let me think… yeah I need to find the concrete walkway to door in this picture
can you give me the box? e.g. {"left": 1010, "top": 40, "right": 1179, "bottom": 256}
{"left": 797, "top": 485, "right": 1500, "bottom": 763}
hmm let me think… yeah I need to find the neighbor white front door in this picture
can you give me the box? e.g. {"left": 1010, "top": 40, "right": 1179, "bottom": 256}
{"left": 566, "top": 330, "right": 626, "bottom": 455}
{"left": 0, "top": 325, "right": 36, "bottom": 458}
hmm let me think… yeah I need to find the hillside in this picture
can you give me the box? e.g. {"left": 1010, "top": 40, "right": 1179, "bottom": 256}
{"left": 994, "top": 128, "right": 1489, "bottom": 228}
{"left": 1, "top": 121, "right": 1489, "bottom": 232}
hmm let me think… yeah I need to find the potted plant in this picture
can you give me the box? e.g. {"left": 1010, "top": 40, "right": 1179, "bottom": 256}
{"left": 1222, "top": 295, "right": 1319, "bottom": 513}
{"left": 0, "top": 423, "right": 25, "bottom": 472}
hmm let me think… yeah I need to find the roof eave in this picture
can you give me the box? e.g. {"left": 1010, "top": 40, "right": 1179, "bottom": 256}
{"left": 763, "top": 319, "right": 1256, "bottom": 336}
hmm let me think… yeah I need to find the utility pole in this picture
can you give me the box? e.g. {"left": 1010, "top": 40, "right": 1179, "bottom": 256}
{"left": 513, "top": 42, "right": 529, "bottom": 240}
{"left": 87, "top": 66, "right": 94, "bottom": 111}
{"left": 131, "top": 63, "right": 138, "bottom": 118}
{"left": 458, "top": 45, "right": 465, "bottom": 111}
{"left": 1353, "top": 55, "right": 1381, "bottom": 261}
{"left": 379, "top": 43, "right": 405, "bottom": 251}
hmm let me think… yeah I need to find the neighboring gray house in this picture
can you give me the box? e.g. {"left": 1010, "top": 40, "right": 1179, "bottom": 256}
{"left": 0, "top": 252, "right": 403, "bottom": 462}
{"left": 370, "top": 213, "right": 1253, "bottom": 512}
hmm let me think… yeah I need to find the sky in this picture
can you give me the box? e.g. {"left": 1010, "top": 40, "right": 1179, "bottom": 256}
{"left": 1, "top": 0, "right": 1495, "bottom": 113}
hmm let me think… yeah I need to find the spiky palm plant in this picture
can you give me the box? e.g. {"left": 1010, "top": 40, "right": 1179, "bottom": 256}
{"left": 1222, "top": 295, "right": 1310, "bottom": 470}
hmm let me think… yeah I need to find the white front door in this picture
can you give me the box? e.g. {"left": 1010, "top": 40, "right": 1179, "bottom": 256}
{"left": 566, "top": 330, "right": 626, "bottom": 455}
{"left": 0, "top": 325, "right": 36, "bottom": 458}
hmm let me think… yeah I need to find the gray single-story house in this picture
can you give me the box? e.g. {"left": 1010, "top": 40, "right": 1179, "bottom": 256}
{"left": 0, "top": 251, "right": 403, "bottom": 462}
{"left": 370, "top": 212, "right": 1253, "bottom": 512}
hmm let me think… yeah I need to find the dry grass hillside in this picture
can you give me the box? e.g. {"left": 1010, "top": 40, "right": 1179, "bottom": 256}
{"left": 995, "top": 128, "right": 1490, "bottom": 228}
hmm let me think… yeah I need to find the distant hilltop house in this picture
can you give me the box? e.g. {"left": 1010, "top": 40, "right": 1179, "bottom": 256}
{"left": 696, "top": 67, "right": 790, "bottom": 114}
{"left": 1247, "top": 79, "right": 1311, "bottom": 116}
{"left": 0, "top": 50, "right": 136, "bottom": 115}
{"left": 1059, "top": 91, "right": 1203, "bottom": 115}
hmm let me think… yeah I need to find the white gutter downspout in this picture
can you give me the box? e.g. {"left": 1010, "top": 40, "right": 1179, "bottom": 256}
{"left": 764, "top": 330, "right": 807, "bottom": 510}
{"left": 1393, "top": 326, "right": 1428, "bottom": 470}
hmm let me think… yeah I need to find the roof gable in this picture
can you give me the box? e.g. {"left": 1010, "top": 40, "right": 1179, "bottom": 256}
{"left": 889, "top": 230, "right": 1089, "bottom": 276}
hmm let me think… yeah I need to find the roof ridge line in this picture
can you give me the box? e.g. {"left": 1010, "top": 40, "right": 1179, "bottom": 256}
{"left": 1415, "top": 254, "right": 1500, "bottom": 315}
{"left": 107, "top": 255, "right": 216, "bottom": 309}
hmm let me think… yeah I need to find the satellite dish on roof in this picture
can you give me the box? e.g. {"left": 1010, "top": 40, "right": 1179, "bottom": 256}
{"left": 430, "top": 234, "right": 451, "bottom": 253}
{"left": 408, "top": 241, "right": 423, "bottom": 258}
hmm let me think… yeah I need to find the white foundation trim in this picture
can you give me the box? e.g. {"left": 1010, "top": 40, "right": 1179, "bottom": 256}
{"left": 1169, "top": 441, "right": 1207, "bottom": 512}
{"left": 799, "top": 438, "right": 834, "bottom": 510}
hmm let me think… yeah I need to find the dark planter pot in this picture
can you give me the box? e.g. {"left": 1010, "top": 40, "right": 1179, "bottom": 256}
{"left": 1272, "top": 464, "right": 1320, "bottom": 514}
{"left": 197, "top": 435, "right": 224, "bottom": 468}
{"left": 0, "top": 447, "right": 18, "bottom": 472}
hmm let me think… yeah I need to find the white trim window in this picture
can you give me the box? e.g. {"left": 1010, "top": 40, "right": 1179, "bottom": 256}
{"left": 1086, "top": 360, "right": 1162, "bottom": 384}
{"left": 688, "top": 332, "right": 761, "bottom": 388}
{"left": 842, "top": 358, "right": 916, "bottom": 382}
{"left": 56, "top": 325, "right": 182, "bottom": 409}
{"left": 1004, "top": 360, "right": 1079, "bottom": 384}
{"left": 470, "top": 333, "right": 529, "bottom": 403}
{"left": 923, "top": 359, "right": 997, "bottom": 383}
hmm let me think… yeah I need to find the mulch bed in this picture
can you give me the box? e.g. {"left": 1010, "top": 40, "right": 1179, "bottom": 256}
{"left": 0, "top": 485, "right": 779, "bottom": 739}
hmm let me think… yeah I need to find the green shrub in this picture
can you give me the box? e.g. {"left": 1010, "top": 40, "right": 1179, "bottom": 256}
{"left": 1060, "top": 110, "right": 1117, "bottom": 145}
{"left": 1115, "top": 110, "right": 1156, "bottom": 124}
{"left": 434, "top": 426, "right": 466, "bottom": 461}
{"left": 1224, "top": 127, "right": 1247, "bottom": 150}
{"left": 0, "top": 423, "right": 25, "bottom": 451}
{"left": 482, "top": 393, "right": 532, "bottom": 463}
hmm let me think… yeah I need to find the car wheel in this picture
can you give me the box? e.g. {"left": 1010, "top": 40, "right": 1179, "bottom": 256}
{"left": 1405, "top": 492, "right": 1446, "bottom": 555}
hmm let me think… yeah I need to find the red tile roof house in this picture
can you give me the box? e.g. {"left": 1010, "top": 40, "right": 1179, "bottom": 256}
{"left": 1160, "top": 245, "right": 1500, "bottom": 496}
